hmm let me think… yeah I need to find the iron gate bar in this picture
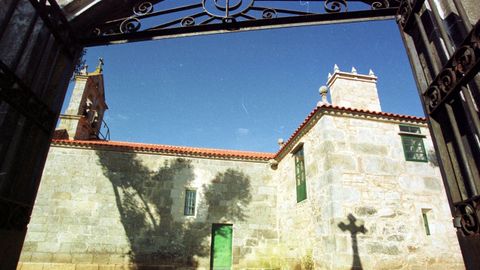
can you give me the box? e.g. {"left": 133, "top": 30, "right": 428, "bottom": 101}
{"left": 27, "top": 0, "right": 78, "bottom": 58}
{"left": 423, "top": 20, "right": 480, "bottom": 116}
{"left": 396, "top": 0, "right": 423, "bottom": 30}
{"left": 0, "top": 60, "right": 56, "bottom": 133}
{"left": 0, "top": 0, "right": 21, "bottom": 42}
{"left": 452, "top": 0, "right": 472, "bottom": 32}
{"left": 418, "top": 0, "right": 480, "bottom": 153}
{"left": 413, "top": 12, "right": 441, "bottom": 74}
{"left": 425, "top": 0, "right": 454, "bottom": 56}
{"left": 80, "top": 8, "right": 397, "bottom": 46}
{"left": 445, "top": 102, "right": 478, "bottom": 197}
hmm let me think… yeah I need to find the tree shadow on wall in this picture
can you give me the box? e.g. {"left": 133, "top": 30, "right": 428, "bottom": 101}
{"left": 96, "top": 150, "right": 252, "bottom": 268}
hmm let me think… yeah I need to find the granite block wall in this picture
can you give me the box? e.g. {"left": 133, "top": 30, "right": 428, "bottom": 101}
{"left": 274, "top": 113, "right": 464, "bottom": 269}
{"left": 19, "top": 111, "right": 465, "bottom": 270}
{"left": 19, "top": 147, "right": 277, "bottom": 269}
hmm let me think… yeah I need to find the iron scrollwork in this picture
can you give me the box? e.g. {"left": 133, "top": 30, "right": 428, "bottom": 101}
{"left": 87, "top": 0, "right": 401, "bottom": 44}
{"left": 454, "top": 199, "right": 480, "bottom": 236}
{"left": 423, "top": 20, "right": 480, "bottom": 115}
{"left": 262, "top": 8, "right": 277, "bottom": 19}
{"left": 324, "top": 0, "right": 348, "bottom": 13}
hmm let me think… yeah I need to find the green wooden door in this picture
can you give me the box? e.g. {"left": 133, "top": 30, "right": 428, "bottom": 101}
{"left": 211, "top": 224, "right": 233, "bottom": 270}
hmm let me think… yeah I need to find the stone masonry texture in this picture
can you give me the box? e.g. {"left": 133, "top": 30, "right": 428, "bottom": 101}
{"left": 19, "top": 110, "right": 464, "bottom": 269}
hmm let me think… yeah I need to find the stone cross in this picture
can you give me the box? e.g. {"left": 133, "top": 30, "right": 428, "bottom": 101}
{"left": 338, "top": 214, "right": 367, "bottom": 270}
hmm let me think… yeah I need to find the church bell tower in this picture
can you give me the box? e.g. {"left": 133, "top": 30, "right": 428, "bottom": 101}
{"left": 56, "top": 59, "right": 108, "bottom": 140}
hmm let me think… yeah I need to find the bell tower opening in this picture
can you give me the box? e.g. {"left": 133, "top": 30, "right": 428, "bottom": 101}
{"left": 56, "top": 59, "right": 109, "bottom": 140}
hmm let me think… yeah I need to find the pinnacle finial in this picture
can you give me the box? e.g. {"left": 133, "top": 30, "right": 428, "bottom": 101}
{"left": 317, "top": 85, "right": 329, "bottom": 107}
{"left": 351, "top": 66, "right": 357, "bottom": 74}
{"left": 369, "top": 69, "right": 375, "bottom": 76}
{"left": 80, "top": 64, "right": 88, "bottom": 75}
{"left": 277, "top": 138, "right": 285, "bottom": 148}
{"left": 334, "top": 64, "right": 339, "bottom": 73}
{"left": 328, "top": 72, "right": 332, "bottom": 79}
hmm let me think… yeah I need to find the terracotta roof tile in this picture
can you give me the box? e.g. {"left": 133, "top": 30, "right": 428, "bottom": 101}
{"left": 52, "top": 105, "right": 426, "bottom": 162}
{"left": 51, "top": 139, "right": 275, "bottom": 161}
{"left": 274, "top": 104, "right": 427, "bottom": 159}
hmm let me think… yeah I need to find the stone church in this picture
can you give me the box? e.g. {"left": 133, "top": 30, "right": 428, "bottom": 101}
{"left": 17, "top": 64, "right": 464, "bottom": 269}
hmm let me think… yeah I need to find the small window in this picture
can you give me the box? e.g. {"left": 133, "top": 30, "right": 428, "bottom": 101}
{"left": 422, "top": 209, "right": 431, "bottom": 236}
{"left": 399, "top": 125, "right": 428, "bottom": 162}
{"left": 399, "top": 125, "right": 421, "bottom": 134}
{"left": 184, "top": 189, "right": 196, "bottom": 216}
{"left": 293, "top": 145, "right": 307, "bottom": 202}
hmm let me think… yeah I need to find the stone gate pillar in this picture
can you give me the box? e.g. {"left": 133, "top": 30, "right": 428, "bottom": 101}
{"left": 0, "top": 0, "right": 81, "bottom": 268}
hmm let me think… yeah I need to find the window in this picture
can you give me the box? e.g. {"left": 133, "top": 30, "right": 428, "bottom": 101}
{"left": 184, "top": 189, "right": 196, "bottom": 216}
{"left": 399, "top": 125, "right": 428, "bottom": 162}
{"left": 399, "top": 125, "right": 421, "bottom": 134}
{"left": 293, "top": 145, "right": 307, "bottom": 202}
{"left": 422, "top": 209, "right": 431, "bottom": 236}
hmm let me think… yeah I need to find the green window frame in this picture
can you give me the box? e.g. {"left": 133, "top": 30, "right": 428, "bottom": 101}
{"left": 399, "top": 125, "right": 428, "bottom": 162}
{"left": 399, "top": 125, "right": 421, "bottom": 134}
{"left": 422, "top": 212, "right": 431, "bottom": 236}
{"left": 293, "top": 145, "right": 307, "bottom": 203}
{"left": 184, "top": 189, "right": 196, "bottom": 216}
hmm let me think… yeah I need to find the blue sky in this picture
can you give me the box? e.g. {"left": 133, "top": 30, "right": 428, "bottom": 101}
{"left": 63, "top": 18, "right": 422, "bottom": 153}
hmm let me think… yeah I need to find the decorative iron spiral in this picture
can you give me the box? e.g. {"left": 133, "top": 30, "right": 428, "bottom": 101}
{"left": 454, "top": 203, "right": 480, "bottom": 236}
{"left": 181, "top": 17, "right": 196, "bottom": 27}
{"left": 324, "top": 0, "right": 347, "bottom": 13}
{"left": 438, "top": 68, "right": 456, "bottom": 94}
{"left": 133, "top": 1, "right": 154, "bottom": 16}
{"left": 202, "top": 0, "right": 254, "bottom": 18}
{"left": 92, "top": 27, "right": 101, "bottom": 36}
{"left": 371, "top": 0, "right": 390, "bottom": 9}
{"left": 397, "top": 0, "right": 411, "bottom": 29}
{"left": 120, "top": 17, "right": 141, "bottom": 33}
{"left": 262, "top": 8, "right": 277, "bottom": 19}
{"left": 426, "top": 85, "right": 441, "bottom": 112}
{"left": 454, "top": 46, "right": 476, "bottom": 75}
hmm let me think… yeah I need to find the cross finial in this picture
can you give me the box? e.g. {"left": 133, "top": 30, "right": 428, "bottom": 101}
{"left": 94, "top": 57, "right": 104, "bottom": 74}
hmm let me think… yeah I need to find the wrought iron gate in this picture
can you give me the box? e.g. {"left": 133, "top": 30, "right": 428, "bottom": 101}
{"left": 0, "top": 0, "right": 81, "bottom": 268}
{"left": 397, "top": 0, "right": 480, "bottom": 268}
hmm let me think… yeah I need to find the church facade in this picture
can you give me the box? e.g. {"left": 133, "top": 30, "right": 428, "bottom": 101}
{"left": 18, "top": 66, "right": 464, "bottom": 269}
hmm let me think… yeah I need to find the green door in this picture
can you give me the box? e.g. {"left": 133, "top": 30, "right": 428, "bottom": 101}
{"left": 211, "top": 224, "right": 233, "bottom": 270}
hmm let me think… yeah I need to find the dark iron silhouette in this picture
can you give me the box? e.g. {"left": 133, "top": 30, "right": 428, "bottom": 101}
{"left": 338, "top": 214, "right": 367, "bottom": 270}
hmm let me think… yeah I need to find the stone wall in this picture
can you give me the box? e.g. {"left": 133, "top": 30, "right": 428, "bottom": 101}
{"left": 19, "top": 146, "right": 277, "bottom": 269}
{"left": 18, "top": 110, "right": 465, "bottom": 270}
{"left": 274, "top": 112, "right": 464, "bottom": 269}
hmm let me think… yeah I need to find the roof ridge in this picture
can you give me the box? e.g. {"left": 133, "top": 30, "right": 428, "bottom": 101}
{"left": 51, "top": 105, "right": 426, "bottom": 162}
{"left": 274, "top": 104, "right": 427, "bottom": 160}
{"left": 51, "top": 139, "right": 275, "bottom": 161}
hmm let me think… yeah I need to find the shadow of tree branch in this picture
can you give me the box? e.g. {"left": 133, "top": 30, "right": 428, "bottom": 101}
{"left": 96, "top": 150, "right": 252, "bottom": 268}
